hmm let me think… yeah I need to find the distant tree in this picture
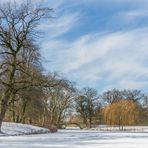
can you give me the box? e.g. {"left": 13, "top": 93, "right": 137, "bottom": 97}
{"left": 122, "top": 89, "right": 145, "bottom": 102}
{"left": 101, "top": 89, "right": 122, "bottom": 104}
{"left": 93, "top": 102, "right": 103, "bottom": 125}
{"left": 140, "top": 95, "right": 148, "bottom": 125}
{"left": 43, "top": 78, "right": 76, "bottom": 128}
{"left": 75, "top": 87, "right": 98, "bottom": 128}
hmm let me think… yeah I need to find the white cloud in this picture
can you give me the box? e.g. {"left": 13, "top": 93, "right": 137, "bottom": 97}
{"left": 0, "top": 0, "right": 45, "bottom": 4}
{"left": 38, "top": 12, "right": 80, "bottom": 39}
{"left": 117, "top": 10, "right": 148, "bottom": 22}
{"left": 125, "top": 10, "right": 148, "bottom": 17}
{"left": 41, "top": 28, "right": 148, "bottom": 90}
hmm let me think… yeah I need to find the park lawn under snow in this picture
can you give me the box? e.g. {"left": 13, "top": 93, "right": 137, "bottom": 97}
{"left": 0, "top": 122, "right": 49, "bottom": 136}
{"left": 0, "top": 123, "right": 147, "bottom": 148}
{"left": 0, "top": 125, "right": 148, "bottom": 148}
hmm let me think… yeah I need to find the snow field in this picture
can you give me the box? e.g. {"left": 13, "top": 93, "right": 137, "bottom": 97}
{"left": 0, "top": 129, "right": 148, "bottom": 148}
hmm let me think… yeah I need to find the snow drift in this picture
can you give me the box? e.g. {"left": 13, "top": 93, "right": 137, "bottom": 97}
{"left": 0, "top": 122, "right": 49, "bottom": 136}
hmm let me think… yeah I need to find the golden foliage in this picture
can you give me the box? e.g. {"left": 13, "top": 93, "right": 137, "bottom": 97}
{"left": 103, "top": 100, "right": 140, "bottom": 126}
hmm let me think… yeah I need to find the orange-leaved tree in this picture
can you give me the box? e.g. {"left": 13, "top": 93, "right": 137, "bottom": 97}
{"left": 103, "top": 99, "right": 140, "bottom": 130}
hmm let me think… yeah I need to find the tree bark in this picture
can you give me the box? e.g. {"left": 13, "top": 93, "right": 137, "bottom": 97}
{"left": 0, "top": 90, "right": 12, "bottom": 132}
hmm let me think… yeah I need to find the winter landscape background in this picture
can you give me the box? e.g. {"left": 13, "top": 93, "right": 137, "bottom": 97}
{"left": 0, "top": 0, "right": 148, "bottom": 147}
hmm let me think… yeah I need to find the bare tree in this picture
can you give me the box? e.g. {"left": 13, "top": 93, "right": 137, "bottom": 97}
{"left": 75, "top": 87, "right": 98, "bottom": 128}
{"left": 43, "top": 79, "right": 75, "bottom": 128}
{"left": 101, "top": 89, "right": 122, "bottom": 104}
{"left": 122, "top": 89, "right": 145, "bottom": 102}
{"left": 0, "top": 1, "right": 52, "bottom": 131}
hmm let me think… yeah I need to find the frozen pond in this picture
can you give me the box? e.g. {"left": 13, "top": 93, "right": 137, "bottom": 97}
{"left": 0, "top": 129, "right": 148, "bottom": 148}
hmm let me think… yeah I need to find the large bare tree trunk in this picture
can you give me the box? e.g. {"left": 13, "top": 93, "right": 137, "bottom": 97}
{"left": 0, "top": 91, "right": 12, "bottom": 132}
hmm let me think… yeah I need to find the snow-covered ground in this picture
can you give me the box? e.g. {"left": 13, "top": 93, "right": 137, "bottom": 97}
{"left": 93, "top": 125, "right": 148, "bottom": 132}
{"left": 0, "top": 122, "right": 49, "bottom": 136}
{"left": 0, "top": 129, "right": 148, "bottom": 148}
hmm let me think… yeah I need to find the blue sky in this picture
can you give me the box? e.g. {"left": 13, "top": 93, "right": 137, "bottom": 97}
{"left": 3, "top": 0, "right": 148, "bottom": 92}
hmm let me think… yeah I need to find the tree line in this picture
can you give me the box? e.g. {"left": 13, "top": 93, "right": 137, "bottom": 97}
{"left": 0, "top": 1, "right": 148, "bottom": 132}
{"left": 74, "top": 88, "right": 148, "bottom": 129}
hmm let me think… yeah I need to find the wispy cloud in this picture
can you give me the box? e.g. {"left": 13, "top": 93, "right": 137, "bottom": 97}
{"left": 116, "top": 10, "right": 148, "bottom": 22}
{"left": 125, "top": 10, "right": 148, "bottom": 18}
{"left": 39, "top": 12, "right": 80, "bottom": 39}
{"left": 42, "top": 28, "right": 148, "bottom": 90}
